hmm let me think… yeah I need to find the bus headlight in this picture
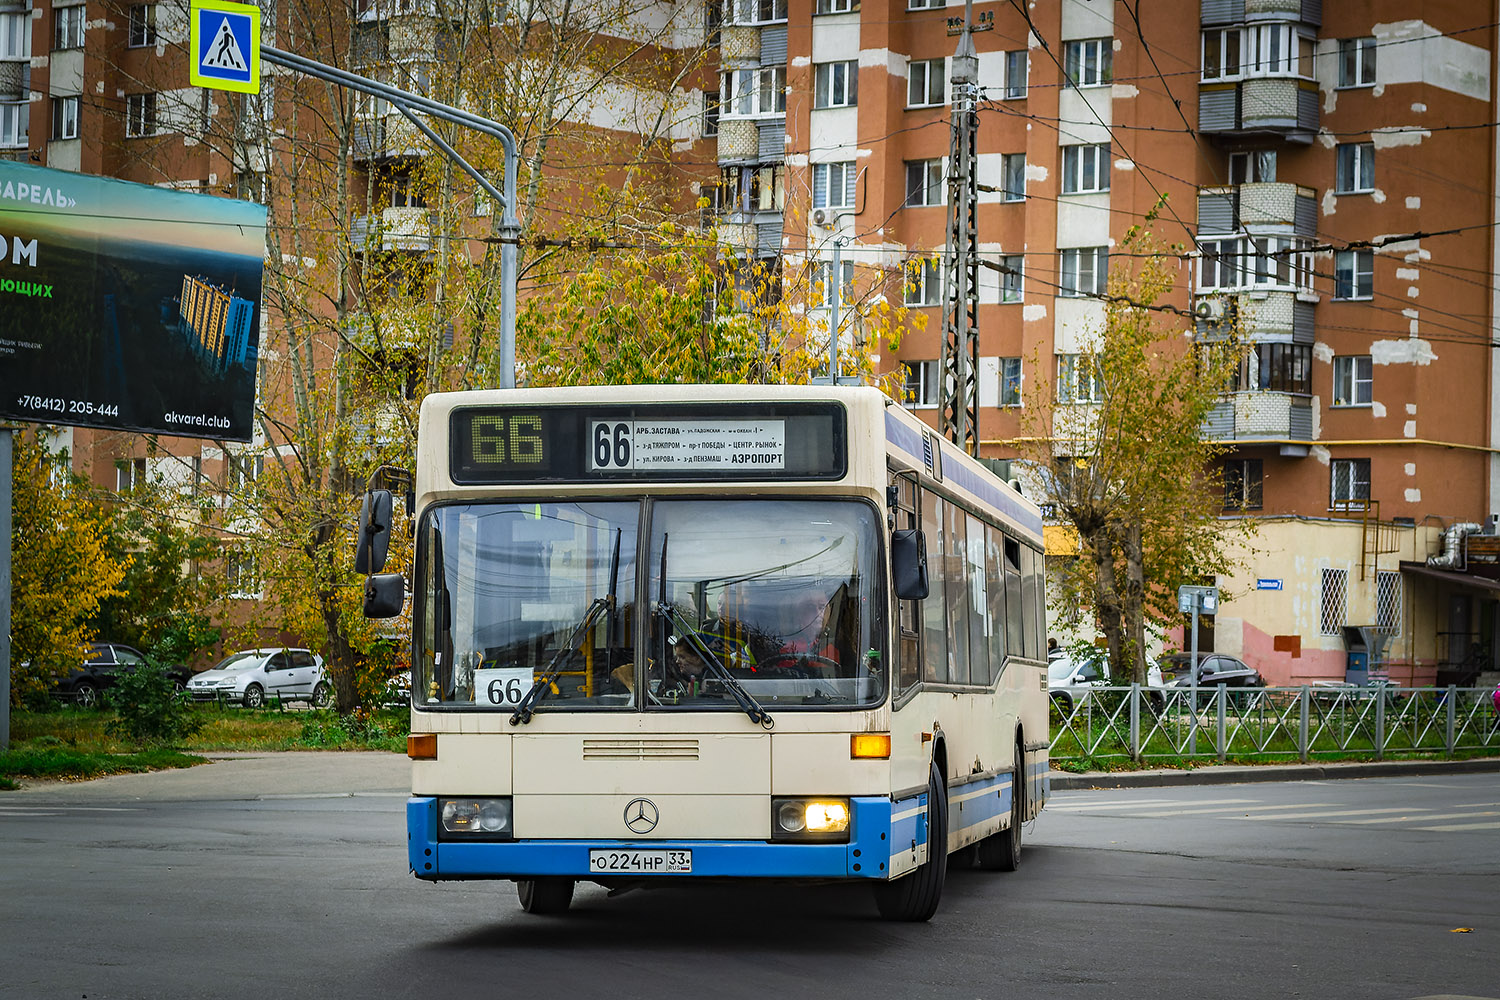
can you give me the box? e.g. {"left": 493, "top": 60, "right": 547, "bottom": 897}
{"left": 439, "top": 797, "right": 513, "bottom": 839}
{"left": 772, "top": 797, "right": 850, "bottom": 841}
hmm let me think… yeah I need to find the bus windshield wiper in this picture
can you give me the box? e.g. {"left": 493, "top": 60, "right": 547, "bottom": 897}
{"left": 656, "top": 603, "right": 774, "bottom": 730}
{"left": 510, "top": 529, "right": 621, "bottom": 726}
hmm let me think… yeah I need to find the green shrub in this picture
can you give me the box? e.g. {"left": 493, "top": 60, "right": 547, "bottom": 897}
{"left": 105, "top": 660, "right": 204, "bottom": 747}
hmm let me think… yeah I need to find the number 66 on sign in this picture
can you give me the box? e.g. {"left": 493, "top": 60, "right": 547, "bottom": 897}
{"left": 474, "top": 667, "right": 533, "bottom": 709}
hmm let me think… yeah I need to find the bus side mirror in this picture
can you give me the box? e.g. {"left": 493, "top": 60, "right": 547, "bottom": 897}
{"left": 364, "top": 573, "right": 405, "bottom": 619}
{"left": 891, "top": 528, "right": 929, "bottom": 601}
{"left": 356, "top": 490, "right": 394, "bottom": 574}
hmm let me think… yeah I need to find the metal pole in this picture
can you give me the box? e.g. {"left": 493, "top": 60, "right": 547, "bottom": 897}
{"left": 0, "top": 428, "right": 9, "bottom": 749}
{"left": 1299, "top": 686, "right": 1310, "bottom": 763}
{"left": 1189, "top": 603, "right": 1200, "bottom": 756}
{"left": 260, "top": 45, "right": 522, "bottom": 388}
{"left": 828, "top": 239, "right": 842, "bottom": 383}
{"left": 1129, "top": 682, "right": 1140, "bottom": 761}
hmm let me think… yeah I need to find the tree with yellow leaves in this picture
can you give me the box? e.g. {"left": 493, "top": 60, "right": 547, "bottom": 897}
{"left": 9, "top": 431, "right": 130, "bottom": 703}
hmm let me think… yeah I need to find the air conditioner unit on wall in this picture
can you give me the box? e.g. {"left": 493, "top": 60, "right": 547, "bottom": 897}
{"left": 1194, "top": 297, "right": 1226, "bottom": 321}
{"left": 811, "top": 208, "right": 831, "bottom": 227}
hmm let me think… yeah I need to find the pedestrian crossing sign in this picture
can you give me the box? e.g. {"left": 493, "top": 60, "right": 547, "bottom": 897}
{"left": 189, "top": 0, "right": 261, "bottom": 94}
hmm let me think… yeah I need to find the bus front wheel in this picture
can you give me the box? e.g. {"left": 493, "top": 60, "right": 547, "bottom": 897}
{"left": 873, "top": 761, "right": 947, "bottom": 922}
{"left": 516, "top": 877, "right": 575, "bottom": 915}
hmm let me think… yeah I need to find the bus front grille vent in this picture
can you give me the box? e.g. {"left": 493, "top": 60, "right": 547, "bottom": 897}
{"left": 582, "top": 739, "right": 700, "bottom": 761}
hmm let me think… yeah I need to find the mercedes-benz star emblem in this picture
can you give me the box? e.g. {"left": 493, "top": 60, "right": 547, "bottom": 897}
{"left": 623, "top": 797, "right": 660, "bottom": 834}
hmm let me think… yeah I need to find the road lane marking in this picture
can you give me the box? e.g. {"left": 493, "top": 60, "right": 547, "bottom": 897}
{"left": 1047, "top": 797, "right": 1259, "bottom": 812}
{"left": 1337, "top": 810, "right": 1500, "bottom": 825}
{"left": 1413, "top": 820, "right": 1500, "bottom": 831}
{"left": 1127, "top": 802, "right": 1340, "bottom": 818}
{"left": 1239, "top": 807, "right": 1416, "bottom": 821}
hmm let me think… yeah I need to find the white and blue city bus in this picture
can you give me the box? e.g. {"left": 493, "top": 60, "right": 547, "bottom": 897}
{"left": 359, "top": 384, "right": 1049, "bottom": 921}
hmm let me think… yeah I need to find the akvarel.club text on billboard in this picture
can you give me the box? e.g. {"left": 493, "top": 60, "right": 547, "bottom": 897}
{"left": 0, "top": 161, "right": 268, "bottom": 442}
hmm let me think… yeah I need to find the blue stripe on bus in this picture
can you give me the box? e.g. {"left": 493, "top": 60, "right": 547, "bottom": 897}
{"left": 409, "top": 797, "right": 895, "bottom": 881}
{"left": 948, "top": 772, "right": 1013, "bottom": 839}
{"left": 883, "top": 411, "right": 1043, "bottom": 544}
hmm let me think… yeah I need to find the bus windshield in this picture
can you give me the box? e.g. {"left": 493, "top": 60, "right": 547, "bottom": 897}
{"left": 414, "top": 499, "right": 884, "bottom": 712}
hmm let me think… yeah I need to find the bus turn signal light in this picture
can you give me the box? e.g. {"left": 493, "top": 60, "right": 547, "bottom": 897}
{"left": 850, "top": 733, "right": 891, "bottom": 759}
{"left": 408, "top": 734, "right": 437, "bottom": 760}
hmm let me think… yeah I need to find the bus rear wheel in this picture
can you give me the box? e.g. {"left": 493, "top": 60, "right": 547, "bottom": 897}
{"left": 976, "top": 749, "right": 1023, "bottom": 871}
{"left": 516, "top": 878, "right": 575, "bottom": 915}
{"left": 873, "top": 761, "right": 947, "bottom": 922}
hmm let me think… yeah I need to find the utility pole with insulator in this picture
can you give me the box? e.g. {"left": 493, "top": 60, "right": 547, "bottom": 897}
{"left": 939, "top": 0, "right": 989, "bottom": 455}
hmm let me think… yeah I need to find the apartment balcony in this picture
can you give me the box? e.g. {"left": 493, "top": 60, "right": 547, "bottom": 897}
{"left": 1196, "top": 289, "right": 1316, "bottom": 341}
{"left": 1202, "top": 0, "right": 1321, "bottom": 26}
{"left": 0, "top": 57, "right": 26, "bottom": 103}
{"left": 1203, "top": 391, "right": 1313, "bottom": 444}
{"left": 352, "top": 113, "right": 427, "bottom": 162}
{"left": 350, "top": 206, "right": 434, "bottom": 251}
{"left": 1199, "top": 78, "right": 1319, "bottom": 144}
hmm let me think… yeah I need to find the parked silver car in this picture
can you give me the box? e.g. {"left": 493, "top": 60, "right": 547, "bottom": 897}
{"left": 187, "top": 648, "right": 330, "bottom": 708}
{"left": 1048, "top": 647, "right": 1165, "bottom": 713}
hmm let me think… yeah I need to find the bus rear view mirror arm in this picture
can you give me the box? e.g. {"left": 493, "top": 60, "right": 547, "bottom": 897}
{"left": 891, "top": 528, "right": 929, "bottom": 601}
{"left": 364, "top": 573, "right": 406, "bottom": 619}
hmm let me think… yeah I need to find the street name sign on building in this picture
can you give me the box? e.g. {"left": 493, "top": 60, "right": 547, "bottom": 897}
{"left": 189, "top": 0, "right": 261, "bottom": 94}
{"left": 1257, "top": 579, "right": 1284, "bottom": 591}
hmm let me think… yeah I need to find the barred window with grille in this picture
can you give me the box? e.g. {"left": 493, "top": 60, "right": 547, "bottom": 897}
{"left": 1375, "top": 570, "right": 1402, "bottom": 635}
{"left": 1320, "top": 568, "right": 1348, "bottom": 636}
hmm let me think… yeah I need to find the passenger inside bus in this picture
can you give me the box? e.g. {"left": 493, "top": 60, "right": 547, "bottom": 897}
{"left": 764, "top": 592, "right": 841, "bottom": 671}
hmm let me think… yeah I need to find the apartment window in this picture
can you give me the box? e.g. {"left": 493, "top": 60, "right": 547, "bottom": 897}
{"left": 702, "top": 91, "right": 719, "bottom": 137}
{"left": 814, "top": 61, "right": 858, "bottom": 109}
{"left": 722, "top": 66, "right": 785, "bottom": 117}
{"left": 125, "top": 93, "right": 157, "bottom": 137}
{"left": 1201, "top": 28, "right": 1241, "bottom": 80}
{"left": 0, "top": 12, "right": 28, "bottom": 58}
{"left": 1060, "top": 247, "right": 1107, "bottom": 297}
{"left": 815, "top": 0, "right": 855, "bottom": 12}
{"left": 810, "top": 258, "right": 854, "bottom": 308}
{"left": 903, "top": 360, "right": 938, "bottom": 407}
{"left": 1320, "top": 568, "right": 1348, "bottom": 636}
{"left": 55, "top": 5, "right": 86, "bottom": 50}
{"left": 907, "top": 0, "right": 941, "bottom": 8}
{"left": 227, "top": 453, "right": 263, "bottom": 492}
{"left": 1229, "top": 150, "right": 1276, "bottom": 184}
{"left": 904, "top": 257, "right": 941, "bottom": 306}
{"left": 999, "top": 254, "right": 1023, "bottom": 302}
{"left": 812, "top": 161, "right": 855, "bottom": 209}
{"left": 1001, "top": 153, "right": 1025, "bottom": 202}
{"left": 1224, "top": 458, "right": 1263, "bottom": 511}
{"left": 1333, "top": 355, "right": 1373, "bottom": 407}
{"left": 723, "top": 0, "right": 787, "bottom": 25}
{"left": 1064, "top": 38, "right": 1111, "bottom": 87}
{"left": 1061, "top": 144, "right": 1110, "bottom": 194}
{"left": 1334, "top": 249, "right": 1373, "bottom": 299}
{"left": 1339, "top": 37, "right": 1376, "bottom": 87}
{"left": 1336, "top": 142, "right": 1374, "bottom": 193}
{"left": 1375, "top": 570, "right": 1402, "bottom": 635}
{"left": 999, "top": 357, "right": 1022, "bottom": 406}
{"left": 128, "top": 4, "right": 157, "bottom": 47}
{"left": 226, "top": 550, "right": 262, "bottom": 600}
{"left": 905, "top": 158, "right": 943, "bottom": 207}
{"left": 387, "top": 171, "right": 427, "bottom": 208}
{"left": 1003, "top": 51, "right": 1028, "bottom": 99}
{"left": 115, "top": 457, "right": 147, "bottom": 492}
{"left": 1057, "top": 354, "right": 1104, "bottom": 404}
{"left": 1245, "top": 23, "right": 1297, "bottom": 76}
{"left": 1, "top": 101, "right": 29, "bottom": 147}
{"left": 51, "top": 96, "right": 80, "bottom": 140}
{"left": 1235, "top": 343, "right": 1311, "bottom": 394}
{"left": 1331, "top": 458, "right": 1371, "bottom": 511}
{"left": 908, "top": 59, "right": 945, "bottom": 107}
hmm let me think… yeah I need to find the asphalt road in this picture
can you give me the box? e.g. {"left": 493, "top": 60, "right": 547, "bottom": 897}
{"left": 2, "top": 754, "right": 1497, "bottom": 1000}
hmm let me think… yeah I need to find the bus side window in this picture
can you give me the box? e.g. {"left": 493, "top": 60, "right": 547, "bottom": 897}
{"left": 892, "top": 475, "right": 921, "bottom": 693}
{"left": 985, "top": 523, "right": 1007, "bottom": 684}
{"left": 920, "top": 489, "right": 948, "bottom": 684}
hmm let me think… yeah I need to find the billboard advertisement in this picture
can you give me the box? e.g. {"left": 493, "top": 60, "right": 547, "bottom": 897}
{"left": 0, "top": 161, "right": 268, "bottom": 441}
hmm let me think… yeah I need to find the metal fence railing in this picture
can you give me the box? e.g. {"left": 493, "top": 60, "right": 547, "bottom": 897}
{"left": 1049, "top": 685, "right": 1500, "bottom": 764}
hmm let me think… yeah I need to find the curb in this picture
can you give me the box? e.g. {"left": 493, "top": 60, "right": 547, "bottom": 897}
{"left": 1048, "top": 756, "right": 1500, "bottom": 790}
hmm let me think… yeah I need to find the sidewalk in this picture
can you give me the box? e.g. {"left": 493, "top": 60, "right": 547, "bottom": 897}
{"left": 1049, "top": 755, "right": 1500, "bottom": 790}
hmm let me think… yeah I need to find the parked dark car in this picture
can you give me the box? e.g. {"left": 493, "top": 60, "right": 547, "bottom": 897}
{"left": 52, "top": 643, "right": 192, "bottom": 708}
{"left": 1170, "top": 654, "right": 1265, "bottom": 706}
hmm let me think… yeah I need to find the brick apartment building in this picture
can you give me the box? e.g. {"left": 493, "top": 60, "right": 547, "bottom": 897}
{"left": 6, "top": 0, "right": 1500, "bottom": 683}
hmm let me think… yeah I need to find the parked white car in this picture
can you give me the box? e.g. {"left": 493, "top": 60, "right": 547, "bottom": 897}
{"left": 1048, "top": 647, "right": 1166, "bottom": 713}
{"left": 187, "top": 648, "right": 330, "bottom": 708}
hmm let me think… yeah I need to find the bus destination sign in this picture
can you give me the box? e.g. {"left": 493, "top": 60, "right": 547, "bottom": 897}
{"left": 590, "top": 418, "right": 785, "bottom": 472}
{"left": 450, "top": 403, "right": 844, "bottom": 484}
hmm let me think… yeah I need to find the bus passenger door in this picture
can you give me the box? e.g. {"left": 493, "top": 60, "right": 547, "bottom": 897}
{"left": 888, "top": 472, "right": 932, "bottom": 870}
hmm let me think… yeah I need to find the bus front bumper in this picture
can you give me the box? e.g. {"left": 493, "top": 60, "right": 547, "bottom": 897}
{"left": 407, "top": 796, "right": 904, "bottom": 881}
